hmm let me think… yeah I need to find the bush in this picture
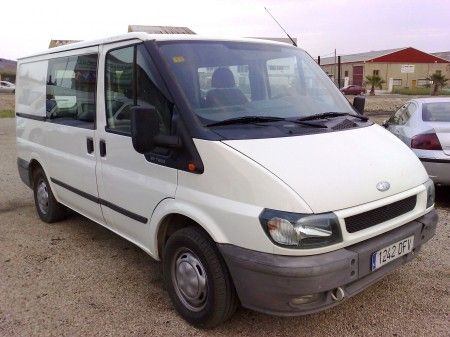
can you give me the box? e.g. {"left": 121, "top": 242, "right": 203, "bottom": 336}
{"left": 392, "top": 87, "right": 435, "bottom": 95}
{"left": 0, "top": 110, "right": 15, "bottom": 118}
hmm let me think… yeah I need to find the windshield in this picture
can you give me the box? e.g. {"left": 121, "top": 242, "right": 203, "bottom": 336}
{"left": 158, "top": 41, "right": 354, "bottom": 125}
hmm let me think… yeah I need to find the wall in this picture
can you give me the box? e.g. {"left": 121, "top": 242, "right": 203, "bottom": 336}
{"left": 364, "top": 62, "right": 450, "bottom": 90}
{"left": 321, "top": 62, "right": 363, "bottom": 87}
{"left": 321, "top": 62, "right": 450, "bottom": 90}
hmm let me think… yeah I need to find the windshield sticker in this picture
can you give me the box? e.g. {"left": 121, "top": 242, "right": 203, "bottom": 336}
{"left": 172, "top": 56, "right": 185, "bottom": 64}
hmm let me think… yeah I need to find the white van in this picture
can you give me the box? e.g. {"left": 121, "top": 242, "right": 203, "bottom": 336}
{"left": 16, "top": 33, "right": 437, "bottom": 328}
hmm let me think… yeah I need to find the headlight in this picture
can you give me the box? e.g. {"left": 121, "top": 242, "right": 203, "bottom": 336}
{"left": 424, "top": 179, "right": 435, "bottom": 208}
{"left": 259, "top": 209, "right": 342, "bottom": 249}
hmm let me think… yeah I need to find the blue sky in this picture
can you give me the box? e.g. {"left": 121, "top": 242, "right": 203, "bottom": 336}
{"left": 1, "top": 0, "right": 449, "bottom": 60}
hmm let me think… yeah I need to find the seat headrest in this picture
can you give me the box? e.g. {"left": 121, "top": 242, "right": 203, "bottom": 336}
{"left": 211, "top": 67, "right": 236, "bottom": 88}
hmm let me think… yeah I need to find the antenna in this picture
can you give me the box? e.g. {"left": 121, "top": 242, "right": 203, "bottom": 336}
{"left": 264, "top": 7, "right": 297, "bottom": 47}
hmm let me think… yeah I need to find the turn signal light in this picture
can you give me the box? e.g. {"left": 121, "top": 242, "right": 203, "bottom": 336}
{"left": 411, "top": 133, "right": 442, "bottom": 150}
{"left": 187, "top": 162, "right": 197, "bottom": 172}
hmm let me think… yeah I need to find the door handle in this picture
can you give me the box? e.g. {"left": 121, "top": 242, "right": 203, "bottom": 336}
{"left": 99, "top": 140, "right": 106, "bottom": 157}
{"left": 86, "top": 137, "right": 94, "bottom": 154}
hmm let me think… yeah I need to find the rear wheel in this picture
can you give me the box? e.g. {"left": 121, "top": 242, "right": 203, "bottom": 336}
{"left": 163, "top": 227, "right": 238, "bottom": 328}
{"left": 32, "top": 167, "right": 66, "bottom": 223}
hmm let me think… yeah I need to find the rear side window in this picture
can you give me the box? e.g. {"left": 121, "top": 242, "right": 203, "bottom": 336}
{"left": 266, "top": 56, "right": 298, "bottom": 98}
{"left": 198, "top": 65, "right": 251, "bottom": 102}
{"left": 422, "top": 102, "right": 450, "bottom": 122}
{"left": 105, "top": 44, "right": 172, "bottom": 135}
{"left": 46, "top": 54, "right": 98, "bottom": 128}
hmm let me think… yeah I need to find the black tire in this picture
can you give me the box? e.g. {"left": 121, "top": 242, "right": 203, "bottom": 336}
{"left": 163, "top": 227, "right": 238, "bottom": 328}
{"left": 32, "top": 167, "right": 66, "bottom": 223}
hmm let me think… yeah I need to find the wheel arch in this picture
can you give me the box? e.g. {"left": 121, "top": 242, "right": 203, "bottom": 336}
{"left": 28, "top": 158, "right": 44, "bottom": 186}
{"left": 150, "top": 199, "right": 229, "bottom": 260}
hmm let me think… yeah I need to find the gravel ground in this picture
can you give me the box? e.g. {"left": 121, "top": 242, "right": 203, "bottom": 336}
{"left": 0, "top": 117, "right": 449, "bottom": 336}
{"left": 345, "top": 94, "right": 424, "bottom": 112}
{"left": 0, "top": 93, "right": 14, "bottom": 111}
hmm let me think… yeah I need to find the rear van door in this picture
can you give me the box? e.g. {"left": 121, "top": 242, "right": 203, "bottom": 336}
{"left": 44, "top": 47, "right": 104, "bottom": 224}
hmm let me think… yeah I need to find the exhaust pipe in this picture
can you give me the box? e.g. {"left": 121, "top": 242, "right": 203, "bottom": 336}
{"left": 331, "top": 287, "right": 345, "bottom": 301}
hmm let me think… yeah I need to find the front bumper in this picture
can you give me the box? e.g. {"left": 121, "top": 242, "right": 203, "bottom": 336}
{"left": 420, "top": 158, "right": 450, "bottom": 185}
{"left": 219, "top": 210, "right": 438, "bottom": 316}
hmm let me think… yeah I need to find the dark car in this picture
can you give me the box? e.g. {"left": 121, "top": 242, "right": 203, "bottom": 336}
{"left": 341, "top": 85, "right": 366, "bottom": 95}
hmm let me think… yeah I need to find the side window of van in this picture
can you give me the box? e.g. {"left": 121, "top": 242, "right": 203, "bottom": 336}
{"left": 46, "top": 54, "right": 98, "bottom": 128}
{"left": 136, "top": 45, "right": 172, "bottom": 135}
{"left": 105, "top": 46, "right": 134, "bottom": 133}
{"left": 105, "top": 44, "right": 172, "bottom": 135}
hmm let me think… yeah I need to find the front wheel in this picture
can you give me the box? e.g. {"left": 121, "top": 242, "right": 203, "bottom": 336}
{"left": 163, "top": 227, "right": 238, "bottom": 328}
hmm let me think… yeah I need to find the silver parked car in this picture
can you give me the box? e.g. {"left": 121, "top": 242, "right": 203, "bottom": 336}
{"left": 384, "top": 97, "right": 450, "bottom": 185}
{"left": 0, "top": 80, "right": 15, "bottom": 93}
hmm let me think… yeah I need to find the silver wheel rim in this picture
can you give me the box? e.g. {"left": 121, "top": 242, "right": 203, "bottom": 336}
{"left": 171, "top": 248, "right": 208, "bottom": 312}
{"left": 36, "top": 179, "right": 49, "bottom": 215}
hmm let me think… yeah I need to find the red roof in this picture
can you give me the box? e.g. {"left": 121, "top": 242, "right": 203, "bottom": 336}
{"left": 369, "top": 47, "right": 449, "bottom": 63}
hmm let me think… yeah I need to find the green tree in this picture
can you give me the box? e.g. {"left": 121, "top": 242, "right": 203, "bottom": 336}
{"left": 364, "top": 75, "right": 386, "bottom": 95}
{"left": 427, "top": 71, "right": 448, "bottom": 96}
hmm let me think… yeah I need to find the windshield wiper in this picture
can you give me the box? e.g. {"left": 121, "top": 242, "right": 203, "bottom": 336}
{"left": 206, "top": 115, "right": 328, "bottom": 128}
{"left": 297, "top": 112, "right": 368, "bottom": 122}
{"left": 206, "top": 116, "right": 285, "bottom": 127}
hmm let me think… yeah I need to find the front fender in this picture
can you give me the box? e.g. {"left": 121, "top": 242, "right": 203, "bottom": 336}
{"left": 148, "top": 198, "right": 233, "bottom": 260}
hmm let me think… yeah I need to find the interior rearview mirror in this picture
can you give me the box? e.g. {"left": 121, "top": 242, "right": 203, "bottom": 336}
{"left": 353, "top": 96, "right": 365, "bottom": 115}
{"left": 130, "top": 106, "right": 181, "bottom": 154}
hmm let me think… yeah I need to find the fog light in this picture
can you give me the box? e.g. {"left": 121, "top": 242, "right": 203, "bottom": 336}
{"left": 289, "top": 293, "right": 320, "bottom": 306}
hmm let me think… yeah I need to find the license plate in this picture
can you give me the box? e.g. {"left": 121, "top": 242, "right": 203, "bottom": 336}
{"left": 371, "top": 236, "right": 414, "bottom": 271}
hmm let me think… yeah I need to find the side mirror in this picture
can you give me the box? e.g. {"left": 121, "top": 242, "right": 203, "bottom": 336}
{"left": 353, "top": 96, "right": 365, "bottom": 114}
{"left": 130, "top": 106, "right": 181, "bottom": 154}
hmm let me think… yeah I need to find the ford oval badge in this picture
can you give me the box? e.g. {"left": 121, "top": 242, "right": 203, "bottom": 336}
{"left": 376, "top": 181, "right": 390, "bottom": 192}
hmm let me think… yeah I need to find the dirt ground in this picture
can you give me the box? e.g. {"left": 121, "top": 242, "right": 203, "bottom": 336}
{"left": 0, "top": 117, "right": 449, "bottom": 336}
{"left": 0, "top": 94, "right": 14, "bottom": 111}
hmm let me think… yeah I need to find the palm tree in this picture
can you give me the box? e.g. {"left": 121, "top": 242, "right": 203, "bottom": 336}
{"left": 427, "top": 72, "right": 448, "bottom": 96}
{"left": 364, "top": 75, "right": 386, "bottom": 95}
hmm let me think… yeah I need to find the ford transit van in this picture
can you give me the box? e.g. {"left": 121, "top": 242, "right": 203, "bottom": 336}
{"left": 16, "top": 33, "right": 437, "bottom": 328}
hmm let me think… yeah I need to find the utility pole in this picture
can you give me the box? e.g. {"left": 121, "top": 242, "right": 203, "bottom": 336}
{"left": 338, "top": 56, "right": 341, "bottom": 89}
{"left": 334, "top": 49, "right": 337, "bottom": 84}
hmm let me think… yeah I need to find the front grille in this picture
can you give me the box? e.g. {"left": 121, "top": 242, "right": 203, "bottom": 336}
{"left": 345, "top": 195, "right": 417, "bottom": 233}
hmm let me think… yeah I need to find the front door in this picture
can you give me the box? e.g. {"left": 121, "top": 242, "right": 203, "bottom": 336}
{"left": 95, "top": 41, "right": 177, "bottom": 249}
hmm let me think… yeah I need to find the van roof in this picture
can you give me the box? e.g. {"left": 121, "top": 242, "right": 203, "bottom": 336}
{"left": 19, "top": 33, "right": 296, "bottom": 60}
